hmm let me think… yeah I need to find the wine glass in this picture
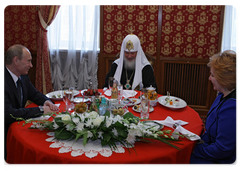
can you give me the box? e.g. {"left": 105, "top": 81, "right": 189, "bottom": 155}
{"left": 62, "top": 87, "right": 73, "bottom": 111}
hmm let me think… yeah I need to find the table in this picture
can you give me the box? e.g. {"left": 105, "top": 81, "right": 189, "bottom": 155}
{"left": 6, "top": 89, "right": 204, "bottom": 163}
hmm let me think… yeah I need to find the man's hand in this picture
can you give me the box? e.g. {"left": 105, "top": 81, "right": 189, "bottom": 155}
{"left": 43, "top": 100, "right": 60, "bottom": 112}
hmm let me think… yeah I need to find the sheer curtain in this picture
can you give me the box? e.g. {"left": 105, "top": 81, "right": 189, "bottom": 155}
{"left": 221, "top": 5, "right": 236, "bottom": 52}
{"left": 47, "top": 5, "right": 100, "bottom": 91}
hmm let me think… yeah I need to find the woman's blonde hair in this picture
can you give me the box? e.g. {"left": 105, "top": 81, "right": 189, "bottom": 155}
{"left": 207, "top": 50, "right": 236, "bottom": 91}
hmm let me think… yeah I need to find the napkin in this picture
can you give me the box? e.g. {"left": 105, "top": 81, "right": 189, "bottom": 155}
{"left": 104, "top": 89, "right": 137, "bottom": 98}
{"left": 155, "top": 116, "right": 201, "bottom": 141}
{"left": 122, "top": 90, "right": 137, "bottom": 98}
{"left": 104, "top": 89, "right": 111, "bottom": 96}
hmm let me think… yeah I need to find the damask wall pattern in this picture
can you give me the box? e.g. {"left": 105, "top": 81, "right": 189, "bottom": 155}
{"left": 103, "top": 5, "right": 222, "bottom": 59}
{"left": 4, "top": 6, "right": 38, "bottom": 51}
{"left": 103, "top": 5, "right": 159, "bottom": 56}
{"left": 160, "top": 5, "right": 222, "bottom": 59}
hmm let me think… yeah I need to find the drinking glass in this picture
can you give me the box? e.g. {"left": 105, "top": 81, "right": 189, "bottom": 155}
{"left": 117, "top": 84, "right": 123, "bottom": 103}
{"left": 69, "top": 87, "right": 75, "bottom": 110}
{"left": 140, "top": 88, "right": 150, "bottom": 119}
{"left": 62, "top": 87, "right": 73, "bottom": 111}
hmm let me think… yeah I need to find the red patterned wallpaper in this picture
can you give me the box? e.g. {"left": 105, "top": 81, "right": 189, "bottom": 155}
{"left": 103, "top": 5, "right": 159, "bottom": 56}
{"left": 102, "top": 5, "right": 222, "bottom": 59}
{"left": 4, "top": 5, "right": 39, "bottom": 51}
{"left": 160, "top": 5, "right": 222, "bottom": 59}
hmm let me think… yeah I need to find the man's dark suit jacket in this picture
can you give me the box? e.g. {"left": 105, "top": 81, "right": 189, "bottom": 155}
{"left": 2, "top": 66, "right": 49, "bottom": 159}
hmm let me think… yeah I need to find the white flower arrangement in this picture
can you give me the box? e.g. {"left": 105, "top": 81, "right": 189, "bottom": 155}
{"left": 15, "top": 111, "right": 181, "bottom": 152}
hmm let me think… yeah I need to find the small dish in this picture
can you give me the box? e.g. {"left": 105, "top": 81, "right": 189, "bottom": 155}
{"left": 46, "top": 90, "right": 80, "bottom": 101}
{"left": 132, "top": 105, "right": 154, "bottom": 113}
{"left": 158, "top": 96, "right": 187, "bottom": 110}
{"left": 122, "top": 98, "right": 140, "bottom": 106}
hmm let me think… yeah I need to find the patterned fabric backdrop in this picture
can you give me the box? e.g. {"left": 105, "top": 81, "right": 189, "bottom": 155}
{"left": 102, "top": 5, "right": 222, "bottom": 59}
{"left": 161, "top": 5, "right": 222, "bottom": 59}
{"left": 4, "top": 6, "right": 38, "bottom": 51}
{"left": 103, "top": 5, "right": 159, "bottom": 57}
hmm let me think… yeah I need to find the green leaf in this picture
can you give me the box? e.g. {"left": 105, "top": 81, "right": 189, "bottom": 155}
{"left": 83, "top": 131, "right": 88, "bottom": 146}
{"left": 116, "top": 127, "right": 128, "bottom": 138}
{"left": 103, "top": 110, "right": 110, "bottom": 117}
{"left": 54, "top": 117, "right": 64, "bottom": 127}
{"left": 102, "top": 132, "right": 111, "bottom": 142}
{"left": 55, "top": 127, "right": 73, "bottom": 140}
{"left": 123, "top": 112, "right": 135, "bottom": 119}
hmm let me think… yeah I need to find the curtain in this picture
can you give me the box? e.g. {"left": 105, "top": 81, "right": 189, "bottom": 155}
{"left": 36, "top": 5, "right": 60, "bottom": 94}
{"left": 48, "top": 5, "right": 100, "bottom": 91}
{"left": 221, "top": 5, "right": 236, "bottom": 52}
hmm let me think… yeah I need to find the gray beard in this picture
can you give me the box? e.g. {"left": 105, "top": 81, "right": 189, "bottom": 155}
{"left": 123, "top": 57, "right": 136, "bottom": 70}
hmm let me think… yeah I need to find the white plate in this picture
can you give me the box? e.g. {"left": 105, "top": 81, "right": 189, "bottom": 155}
{"left": 81, "top": 89, "right": 101, "bottom": 97}
{"left": 132, "top": 105, "right": 154, "bottom": 113}
{"left": 73, "top": 97, "right": 91, "bottom": 103}
{"left": 158, "top": 96, "right": 187, "bottom": 110}
{"left": 122, "top": 98, "right": 141, "bottom": 106}
{"left": 46, "top": 90, "right": 80, "bottom": 101}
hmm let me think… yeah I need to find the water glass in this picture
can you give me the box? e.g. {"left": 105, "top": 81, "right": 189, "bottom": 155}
{"left": 62, "top": 87, "right": 73, "bottom": 111}
{"left": 117, "top": 84, "right": 123, "bottom": 103}
{"left": 69, "top": 87, "right": 75, "bottom": 110}
{"left": 140, "top": 88, "right": 150, "bottom": 119}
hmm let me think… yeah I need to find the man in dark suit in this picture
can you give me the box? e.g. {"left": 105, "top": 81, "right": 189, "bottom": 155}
{"left": 4, "top": 44, "right": 59, "bottom": 160}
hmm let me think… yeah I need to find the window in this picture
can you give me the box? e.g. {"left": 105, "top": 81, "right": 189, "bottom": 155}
{"left": 48, "top": 5, "right": 100, "bottom": 51}
{"left": 221, "top": 5, "right": 236, "bottom": 52}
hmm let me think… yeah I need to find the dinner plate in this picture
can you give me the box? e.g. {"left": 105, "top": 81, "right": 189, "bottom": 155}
{"left": 73, "top": 97, "right": 91, "bottom": 103}
{"left": 158, "top": 96, "right": 187, "bottom": 110}
{"left": 46, "top": 90, "right": 80, "bottom": 101}
{"left": 122, "top": 98, "right": 141, "bottom": 106}
{"left": 132, "top": 105, "right": 154, "bottom": 113}
{"left": 81, "top": 89, "right": 102, "bottom": 97}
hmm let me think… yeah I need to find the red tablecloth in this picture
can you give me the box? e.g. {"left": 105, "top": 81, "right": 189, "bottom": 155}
{"left": 7, "top": 90, "right": 204, "bottom": 164}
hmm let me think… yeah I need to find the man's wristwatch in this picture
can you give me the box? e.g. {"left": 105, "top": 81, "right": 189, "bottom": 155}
{"left": 39, "top": 106, "right": 44, "bottom": 113}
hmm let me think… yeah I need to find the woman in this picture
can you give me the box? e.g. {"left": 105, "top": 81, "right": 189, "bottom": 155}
{"left": 190, "top": 50, "right": 236, "bottom": 164}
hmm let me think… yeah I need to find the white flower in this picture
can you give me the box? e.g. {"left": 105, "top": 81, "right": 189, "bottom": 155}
{"left": 31, "top": 122, "right": 45, "bottom": 130}
{"left": 129, "top": 129, "right": 142, "bottom": 137}
{"left": 52, "top": 120, "right": 59, "bottom": 129}
{"left": 66, "top": 124, "right": 74, "bottom": 131}
{"left": 75, "top": 122, "right": 84, "bottom": 132}
{"left": 72, "top": 117, "right": 80, "bottom": 125}
{"left": 126, "top": 132, "right": 136, "bottom": 145}
{"left": 92, "top": 116, "right": 104, "bottom": 127}
{"left": 153, "top": 133, "right": 158, "bottom": 138}
{"left": 106, "top": 119, "right": 112, "bottom": 128}
{"left": 112, "top": 115, "right": 123, "bottom": 124}
{"left": 88, "top": 111, "right": 98, "bottom": 119}
{"left": 85, "top": 119, "right": 93, "bottom": 128}
{"left": 112, "top": 128, "right": 118, "bottom": 137}
{"left": 61, "top": 114, "right": 71, "bottom": 123}
{"left": 87, "top": 131, "right": 93, "bottom": 138}
{"left": 77, "top": 113, "right": 85, "bottom": 121}
{"left": 98, "top": 131, "right": 103, "bottom": 139}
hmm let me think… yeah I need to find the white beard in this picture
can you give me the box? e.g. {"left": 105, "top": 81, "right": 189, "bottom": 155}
{"left": 123, "top": 57, "right": 136, "bottom": 70}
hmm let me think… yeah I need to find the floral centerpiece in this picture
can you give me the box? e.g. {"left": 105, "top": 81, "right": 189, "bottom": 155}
{"left": 14, "top": 110, "right": 182, "bottom": 152}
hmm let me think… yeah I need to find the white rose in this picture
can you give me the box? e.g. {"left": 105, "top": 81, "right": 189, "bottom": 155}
{"left": 62, "top": 114, "right": 71, "bottom": 122}
{"left": 88, "top": 111, "right": 98, "bottom": 119}
{"left": 93, "top": 117, "right": 103, "bottom": 127}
